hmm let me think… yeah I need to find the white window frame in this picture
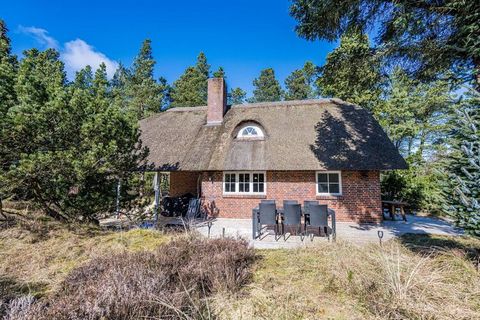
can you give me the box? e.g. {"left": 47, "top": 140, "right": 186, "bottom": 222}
{"left": 236, "top": 125, "right": 264, "bottom": 139}
{"left": 316, "top": 171, "right": 342, "bottom": 196}
{"left": 223, "top": 171, "right": 267, "bottom": 195}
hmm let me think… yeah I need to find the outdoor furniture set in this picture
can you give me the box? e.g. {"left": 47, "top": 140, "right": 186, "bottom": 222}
{"left": 252, "top": 200, "right": 336, "bottom": 241}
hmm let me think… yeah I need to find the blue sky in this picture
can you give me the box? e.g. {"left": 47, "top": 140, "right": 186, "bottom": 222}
{"left": 2, "top": 0, "right": 337, "bottom": 95}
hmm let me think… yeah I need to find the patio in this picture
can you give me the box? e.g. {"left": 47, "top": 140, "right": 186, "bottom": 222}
{"left": 192, "top": 214, "right": 463, "bottom": 249}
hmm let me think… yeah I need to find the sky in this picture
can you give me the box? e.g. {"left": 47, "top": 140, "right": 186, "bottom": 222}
{"left": 2, "top": 0, "right": 337, "bottom": 95}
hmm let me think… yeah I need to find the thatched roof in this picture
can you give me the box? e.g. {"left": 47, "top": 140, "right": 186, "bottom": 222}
{"left": 139, "top": 99, "right": 407, "bottom": 171}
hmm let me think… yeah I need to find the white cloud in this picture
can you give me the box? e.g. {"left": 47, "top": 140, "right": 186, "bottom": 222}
{"left": 19, "top": 25, "right": 59, "bottom": 49}
{"left": 18, "top": 26, "right": 118, "bottom": 79}
{"left": 62, "top": 39, "right": 118, "bottom": 79}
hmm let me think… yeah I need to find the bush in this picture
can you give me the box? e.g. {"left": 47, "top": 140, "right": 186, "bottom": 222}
{"left": 5, "top": 235, "right": 256, "bottom": 320}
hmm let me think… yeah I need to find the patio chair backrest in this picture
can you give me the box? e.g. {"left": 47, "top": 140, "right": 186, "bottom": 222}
{"left": 261, "top": 199, "right": 276, "bottom": 205}
{"left": 185, "top": 198, "right": 200, "bottom": 221}
{"left": 259, "top": 202, "right": 277, "bottom": 225}
{"left": 283, "top": 200, "right": 298, "bottom": 208}
{"left": 303, "top": 200, "right": 319, "bottom": 215}
{"left": 308, "top": 204, "right": 328, "bottom": 227}
{"left": 283, "top": 203, "right": 301, "bottom": 226}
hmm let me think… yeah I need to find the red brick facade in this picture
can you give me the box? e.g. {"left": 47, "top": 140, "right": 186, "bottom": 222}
{"left": 169, "top": 171, "right": 200, "bottom": 197}
{"left": 196, "top": 170, "right": 382, "bottom": 223}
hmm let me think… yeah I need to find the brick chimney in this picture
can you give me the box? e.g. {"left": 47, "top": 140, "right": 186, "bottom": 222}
{"left": 206, "top": 78, "right": 227, "bottom": 125}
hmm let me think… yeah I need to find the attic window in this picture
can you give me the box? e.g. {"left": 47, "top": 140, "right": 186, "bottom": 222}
{"left": 236, "top": 124, "right": 264, "bottom": 139}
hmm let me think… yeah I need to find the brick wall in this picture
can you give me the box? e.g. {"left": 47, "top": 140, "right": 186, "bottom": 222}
{"left": 169, "top": 171, "right": 200, "bottom": 197}
{"left": 200, "top": 171, "right": 382, "bottom": 223}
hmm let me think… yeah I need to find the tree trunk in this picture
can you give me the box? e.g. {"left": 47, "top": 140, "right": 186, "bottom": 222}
{"left": 0, "top": 196, "right": 5, "bottom": 220}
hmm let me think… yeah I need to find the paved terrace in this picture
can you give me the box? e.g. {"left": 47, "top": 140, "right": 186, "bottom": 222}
{"left": 190, "top": 215, "right": 463, "bottom": 249}
{"left": 100, "top": 215, "right": 463, "bottom": 249}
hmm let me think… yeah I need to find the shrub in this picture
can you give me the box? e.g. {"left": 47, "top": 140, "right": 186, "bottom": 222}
{"left": 5, "top": 235, "right": 256, "bottom": 320}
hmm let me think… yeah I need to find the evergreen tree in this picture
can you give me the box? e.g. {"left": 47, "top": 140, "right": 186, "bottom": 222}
{"left": 375, "top": 68, "right": 451, "bottom": 156}
{"left": 170, "top": 52, "right": 211, "bottom": 107}
{"left": 317, "top": 31, "right": 382, "bottom": 110}
{"left": 291, "top": 0, "right": 480, "bottom": 90}
{"left": 110, "top": 63, "right": 131, "bottom": 110}
{"left": 0, "top": 20, "right": 18, "bottom": 209}
{"left": 378, "top": 68, "right": 452, "bottom": 213}
{"left": 2, "top": 49, "right": 147, "bottom": 222}
{"left": 128, "top": 39, "right": 164, "bottom": 118}
{"left": 285, "top": 61, "right": 317, "bottom": 100}
{"left": 93, "top": 63, "right": 109, "bottom": 101}
{"left": 0, "top": 19, "right": 17, "bottom": 116}
{"left": 228, "top": 87, "right": 246, "bottom": 105}
{"left": 196, "top": 52, "right": 210, "bottom": 78}
{"left": 213, "top": 67, "right": 225, "bottom": 78}
{"left": 158, "top": 76, "right": 172, "bottom": 110}
{"left": 250, "top": 68, "right": 283, "bottom": 103}
{"left": 444, "top": 91, "right": 480, "bottom": 236}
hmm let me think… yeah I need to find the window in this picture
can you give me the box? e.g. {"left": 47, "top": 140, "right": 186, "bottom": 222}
{"left": 236, "top": 124, "right": 264, "bottom": 139}
{"left": 224, "top": 173, "right": 236, "bottom": 192}
{"left": 316, "top": 171, "right": 342, "bottom": 195}
{"left": 223, "top": 172, "right": 266, "bottom": 195}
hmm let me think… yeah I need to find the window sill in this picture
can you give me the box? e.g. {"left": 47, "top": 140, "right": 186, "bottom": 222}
{"left": 316, "top": 194, "right": 343, "bottom": 200}
{"left": 223, "top": 194, "right": 267, "bottom": 199}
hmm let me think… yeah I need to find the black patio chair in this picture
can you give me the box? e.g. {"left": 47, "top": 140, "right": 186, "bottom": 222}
{"left": 306, "top": 204, "right": 329, "bottom": 241}
{"left": 281, "top": 203, "right": 302, "bottom": 241}
{"left": 303, "top": 200, "right": 319, "bottom": 224}
{"left": 257, "top": 202, "right": 279, "bottom": 240}
{"left": 184, "top": 198, "right": 201, "bottom": 223}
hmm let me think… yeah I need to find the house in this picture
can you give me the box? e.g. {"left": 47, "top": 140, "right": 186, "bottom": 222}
{"left": 139, "top": 78, "right": 407, "bottom": 223}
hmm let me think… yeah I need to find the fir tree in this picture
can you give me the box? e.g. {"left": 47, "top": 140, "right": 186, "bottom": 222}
{"left": 170, "top": 52, "right": 211, "bottom": 107}
{"left": 250, "top": 68, "right": 283, "bottom": 103}
{"left": 228, "top": 87, "right": 246, "bottom": 105}
{"left": 444, "top": 91, "right": 480, "bottom": 236}
{"left": 285, "top": 61, "right": 317, "bottom": 100}
{"left": 128, "top": 39, "right": 164, "bottom": 118}
{"left": 316, "top": 31, "right": 382, "bottom": 110}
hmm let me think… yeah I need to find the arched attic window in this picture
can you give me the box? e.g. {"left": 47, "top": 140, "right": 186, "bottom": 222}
{"left": 236, "top": 123, "right": 265, "bottom": 140}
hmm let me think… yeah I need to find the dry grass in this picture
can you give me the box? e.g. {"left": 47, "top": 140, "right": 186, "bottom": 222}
{"left": 0, "top": 214, "right": 168, "bottom": 298}
{"left": 214, "top": 238, "right": 480, "bottom": 320}
{"left": 2, "top": 211, "right": 480, "bottom": 320}
{"left": 4, "top": 235, "right": 256, "bottom": 320}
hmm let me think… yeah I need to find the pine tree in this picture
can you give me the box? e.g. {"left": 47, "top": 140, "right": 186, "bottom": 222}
{"left": 213, "top": 67, "right": 225, "bottom": 78}
{"left": 285, "top": 61, "right": 317, "bottom": 100}
{"left": 110, "top": 63, "right": 131, "bottom": 111}
{"left": 444, "top": 91, "right": 480, "bottom": 236}
{"left": 170, "top": 52, "right": 211, "bottom": 107}
{"left": 3, "top": 49, "right": 147, "bottom": 222}
{"left": 291, "top": 0, "right": 480, "bottom": 90}
{"left": 228, "top": 87, "right": 246, "bottom": 105}
{"left": 93, "top": 63, "right": 109, "bottom": 101}
{"left": 0, "top": 20, "right": 18, "bottom": 209}
{"left": 317, "top": 31, "right": 382, "bottom": 110}
{"left": 128, "top": 39, "right": 164, "bottom": 118}
{"left": 0, "top": 19, "right": 17, "bottom": 116}
{"left": 250, "top": 68, "right": 283, "bottom": 103}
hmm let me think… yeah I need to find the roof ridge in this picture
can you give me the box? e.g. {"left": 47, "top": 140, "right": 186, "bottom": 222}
{"left": 166, "top": 106, "right": 208, "bottom": 112}
{"left": 230, "top": 98, "right": 351, "bottom": 109}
